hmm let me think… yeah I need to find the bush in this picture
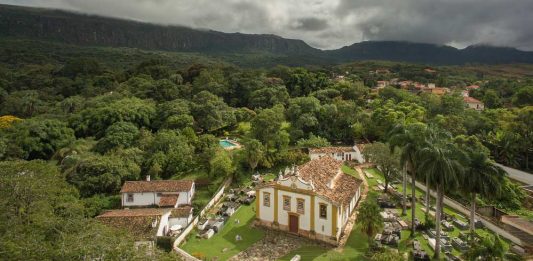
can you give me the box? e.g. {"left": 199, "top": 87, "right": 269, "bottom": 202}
{"left": 156, "top": 236, "right": 174, "bottom": 252}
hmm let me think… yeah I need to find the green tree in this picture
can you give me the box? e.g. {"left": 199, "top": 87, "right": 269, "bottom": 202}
{"left": 95, "top": 122, "right": 140, "bottom": 153}
{"left": 358, "top": 198, "right": 384, "bottom": 244}
{"left": 512, "top": 86, "right": 533, "bottom": 107}
{"left": 296, "top": 134, "right": 331, "bottom": 148}
{"left": 244, "top": 139, "right": 265, "bottom": 174}
{"left": 483, "top": 90, "right": 502, "bottom": 109}
{"left": 388, "top": 122, "right": 427, "bottom": 237}
{"left": 68, "top": 154, "right": 140, "bottom": 196}
{"left": 72, "top": 97, "right": 156, "bottom": 138}
{"left": 191, "top": 91, "right": 235, "bottom": 132}
{"left": 466, "top": 234, "right": 508, "bottom": 261}
{"left": 417, "top": 140, "right": 463, "bottom": 259}
{"left": 363, "top": 142, "right": 400, "bottom": 193}
{"left": 209, "top": 151, "right": 235, "bottom": 178}
{"left": 4, "top": 118, "right": 75, "bottom": 160}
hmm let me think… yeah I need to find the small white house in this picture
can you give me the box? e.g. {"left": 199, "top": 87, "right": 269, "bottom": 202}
{"left": 255, "top": 156, "right": 363, "bottom": 245}
{"left": 120, "top": 177, "right": 195, "bottom": 208}
{"left": 168, "top": 206, "right": 194, "bottom": 228}
{"left": 309, "top": 145, "right": 365, "bottom": 163}
{"left": 464, "top": 96, "right": 485, "bottom": 111}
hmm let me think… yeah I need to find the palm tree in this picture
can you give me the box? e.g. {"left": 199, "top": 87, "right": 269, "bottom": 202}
{"left": 417, "top": 142, "right": 463, "bottom": 259}
{"left": 388, "top": 123, "right": 426, "bottom": 237}
{"left": 463, "top": 151, "right": 505, "bottom": 237}
{"left": 358, "top": 197, "right": 384, "bottom": 244}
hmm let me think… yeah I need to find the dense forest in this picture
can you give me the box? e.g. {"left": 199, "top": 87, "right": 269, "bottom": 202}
{"left": 0, "top": 35, "right": 532, "bottom": 259}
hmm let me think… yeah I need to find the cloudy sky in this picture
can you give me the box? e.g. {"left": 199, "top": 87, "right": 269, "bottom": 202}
{"left": 3, "top": 0, "right": 533, "bottom": 50}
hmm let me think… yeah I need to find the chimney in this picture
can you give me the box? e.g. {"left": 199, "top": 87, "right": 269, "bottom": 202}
{"left": 146, "top": 175, "right": 151, "bottom": 181}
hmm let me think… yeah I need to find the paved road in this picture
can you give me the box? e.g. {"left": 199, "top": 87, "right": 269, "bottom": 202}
{"left": 414, "top": 181, "right": 525, "bottom": 247}
{"left": 495, "top": 163, "right": 533, "bottom": 186}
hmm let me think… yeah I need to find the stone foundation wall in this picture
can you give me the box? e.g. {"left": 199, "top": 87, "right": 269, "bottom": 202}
{"left": 254, "top": 219, "right": 339, "bottom": 246}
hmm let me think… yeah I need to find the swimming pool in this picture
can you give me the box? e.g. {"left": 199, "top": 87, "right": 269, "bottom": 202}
{"left": 219, "top": 140, "right": 238, "bottom": 148}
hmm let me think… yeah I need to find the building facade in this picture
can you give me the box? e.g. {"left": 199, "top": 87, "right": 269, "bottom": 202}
{"left": 120, "top": 178, "right": 195, "bottom": 208}
{"left": 255, "top": 157, "right": 362, "bottom": 245}
{"left": 309, "top": 145, "right": 365, "bottom": 163}
{"left": 464, "top": 96, "right": 485, "bottom": 111}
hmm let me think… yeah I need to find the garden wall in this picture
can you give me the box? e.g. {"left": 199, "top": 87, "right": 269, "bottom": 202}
{"left": 173, "top": 176, "right": 233, "bottom": 259}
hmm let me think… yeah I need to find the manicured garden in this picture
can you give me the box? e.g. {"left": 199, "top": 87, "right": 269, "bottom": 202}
{"left": 181, "top": 204, "right": 265, "bottom": 260}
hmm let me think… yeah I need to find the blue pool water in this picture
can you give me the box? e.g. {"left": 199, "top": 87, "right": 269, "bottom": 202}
{"left": 219, "top": 140, "right": 237, "bottom": 148}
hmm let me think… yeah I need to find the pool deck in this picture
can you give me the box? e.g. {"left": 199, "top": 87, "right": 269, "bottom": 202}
{"left": 220, "top": 139, "right": 242, "bottom": 150}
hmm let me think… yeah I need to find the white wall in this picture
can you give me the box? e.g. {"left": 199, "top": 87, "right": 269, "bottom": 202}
{"left": 277, "top": 190, "right": 312, "bottom": 231}
{"left": 157, "top": 211, "right": 171, "bottom": 236}
{"left": 169, "top": 214, "right": 192, "bottom": 228}
{"left": 122, "top": 188, "right": 194, "bottom": 207}
{"left": 310, "top": 152, "right": 353, "bottom": 161}
{"left": 122, "top": 192, "right": 158, "bottom": 207}
{"left": 258, "top": 187, "right": 275, "bottom": 222}
{"left": 314, "top": 197, "right": 332, "bottom": 237}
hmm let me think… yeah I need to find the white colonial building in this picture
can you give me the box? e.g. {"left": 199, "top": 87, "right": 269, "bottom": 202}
{"left": 309, "top": 145, "right": 365, "bottom": 163}
{"left": 255, "top": 156, "right": 363, "bottom": 245}
{"left": 120, "top": 177, "right": 195, "bottom": 208}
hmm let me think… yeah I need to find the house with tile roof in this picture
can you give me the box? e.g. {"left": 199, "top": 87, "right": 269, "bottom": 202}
{"left": 464, "top": 96, "right": 485, "bottom": 111}
{"left": 120, "top": 176, "right": 195, "bottom": 208}
{"left": 309, "top": 145, "right": 365, "bottom": 163}
{"left": 255, "top": 156, "right": 363, "bottom": 245}
{"left": 97, "top": 208, "right": 172, "bottom": 240}
{"left": 96, "top": 206, "right": 194, "bottom": 241}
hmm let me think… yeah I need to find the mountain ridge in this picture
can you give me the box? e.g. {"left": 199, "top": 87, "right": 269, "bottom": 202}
{"left": 1, "top": 4, "right": 533, "bottom": 65}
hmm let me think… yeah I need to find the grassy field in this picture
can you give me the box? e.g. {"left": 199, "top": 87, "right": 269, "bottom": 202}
{"left": 181, "top": 204, "right": 265, "bottom": 260}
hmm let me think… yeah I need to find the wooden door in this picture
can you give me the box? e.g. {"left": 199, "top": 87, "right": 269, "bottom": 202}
{"left": 289, "top": 214, "right": 299, "bottom": 233}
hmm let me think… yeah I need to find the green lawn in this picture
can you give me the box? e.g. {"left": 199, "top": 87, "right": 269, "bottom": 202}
{"left": 181, "top": 204, "right": 265, "bottom": 260}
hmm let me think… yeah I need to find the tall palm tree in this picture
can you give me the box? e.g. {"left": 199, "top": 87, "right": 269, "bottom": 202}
{"left": 389, "top": 123, "right": 426, "bottom": 237}
{"left": 463, "top": 152, "right": 505, "bottom": 237}
{"left": 423, "top": 126, "right": 452, "bottom": 220}
{"left": 418, "top": 142, "right": 463, "bottom": 259}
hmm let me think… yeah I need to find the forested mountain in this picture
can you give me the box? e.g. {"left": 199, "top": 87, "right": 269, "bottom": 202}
{"left": 0, "top": 4, "right": 319, "bottom": 55}
{"left": 327, "top": 41, "right": 533, "bottom": 65}
{"left": 2, "top": 4, "right": 533, "bottom": 65}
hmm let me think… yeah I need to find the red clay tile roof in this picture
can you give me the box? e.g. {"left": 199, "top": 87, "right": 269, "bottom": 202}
{"left": 120, "top": 180, "right": 193, "bottom": 193}
{"left": 171, "top": 206, "right": 193, "bottom": 218}
{"left": 97, "top": 208, "right": 170, "bottom": 218}
{"left": 464, "top": 96, "right": 482, "bottom": 103}
{"left": 158, "top": 194, "right": 179, "bottom": 207}
{"left": 309, "top": 146, "right": 355, "bottom": 154}
{"left": 295, "top": 157, "right": 362, "bottom": 206}
{"left": 97, "top": 208, "right": 170, "bottom": 240}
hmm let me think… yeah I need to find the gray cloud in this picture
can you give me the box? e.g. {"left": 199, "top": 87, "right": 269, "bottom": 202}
{"left": 290, "top": 17, "right": 329, "bottom": 31}
{"left": 2, "top": 0, "right": 533, "bottom": 50}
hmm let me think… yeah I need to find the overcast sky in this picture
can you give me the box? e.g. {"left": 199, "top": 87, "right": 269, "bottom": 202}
{"left": 3, "top": 0, "right": 533, "bottom": 50}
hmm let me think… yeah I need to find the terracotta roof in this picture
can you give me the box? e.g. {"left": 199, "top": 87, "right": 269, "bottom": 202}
{"left": 96, "top": 208, "right": 171, "bottom": 240}
{"left": 291, "top": 157, "right": 362, "bottom": 206}
{"left": 158, "top": 194, "right": 179, "bottom": 207}
{"left": 464, "top": 96, "right": 482, "bottom": 104}
{"left": 97, "top": 208, "right": 170, "bottom": 218}
{"left": 466, "top": 85, "right": 480, "bottom": 89}
{"left": 171, "top": 206, "right": 193, "bottom": 218}
{"left": 309, "top": 146, "right": 355, "bottom": 154}
{"left": 120, "top": 180, "right": 194, "bottom": 193}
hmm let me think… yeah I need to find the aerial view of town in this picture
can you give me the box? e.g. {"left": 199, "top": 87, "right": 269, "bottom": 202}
{"left": 0, "top": 1, "right": 532, "bottom": 260}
